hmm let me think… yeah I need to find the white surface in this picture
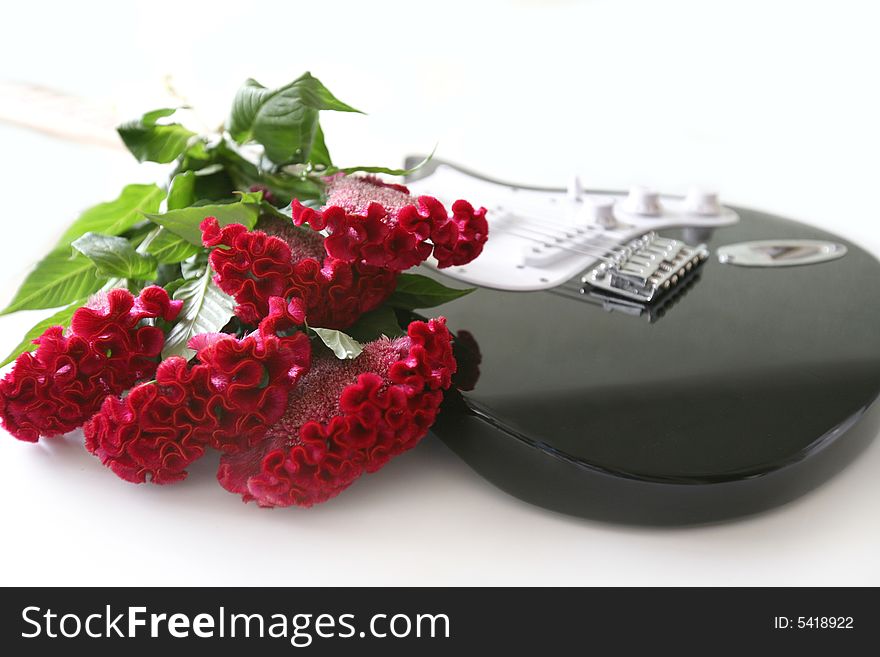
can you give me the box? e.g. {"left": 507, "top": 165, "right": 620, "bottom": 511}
{"left": 1, "top": 0, "right": 879, "bottom": 586}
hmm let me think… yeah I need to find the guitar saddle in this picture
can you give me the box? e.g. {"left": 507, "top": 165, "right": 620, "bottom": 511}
{"left": 581, "top": 232, "right": 709, "bottom": 303}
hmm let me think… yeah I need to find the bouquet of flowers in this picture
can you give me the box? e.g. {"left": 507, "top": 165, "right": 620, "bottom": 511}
{"left": 0, "top": 73, "right": 488, "bottom": 507}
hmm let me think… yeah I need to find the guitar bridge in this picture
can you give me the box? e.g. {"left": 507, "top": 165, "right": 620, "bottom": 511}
{"left": 581, "top": 233, "right": 709, "bottom": 303}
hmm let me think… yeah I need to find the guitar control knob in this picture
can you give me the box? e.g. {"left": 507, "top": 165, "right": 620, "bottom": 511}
{"left": 567, "top": 175, "right": 584, "bottom": 202}
{"left": 588, "top": 197, "right": 617, "bottom": 229}
{"left": 684, "top": 187, "right": 721, "bottom": 216}
{"left": 623, "top": 186, "right": 661, "bottom": 216}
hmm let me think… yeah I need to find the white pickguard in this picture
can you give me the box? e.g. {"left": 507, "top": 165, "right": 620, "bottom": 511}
{"left": 406, "top": 164, "right": 739, "bottom": 291}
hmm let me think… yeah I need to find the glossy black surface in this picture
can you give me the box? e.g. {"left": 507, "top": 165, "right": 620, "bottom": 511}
{"left": 428, "top": 199, "right": 880, "bottom": 524}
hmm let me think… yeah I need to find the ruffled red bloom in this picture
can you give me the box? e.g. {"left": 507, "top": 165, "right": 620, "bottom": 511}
{"left": 83, "top": 327, "right": 311, "bottom": 485}
{"left": 0, "top": 287, "right": 182, "bottom": 442}
{"left": 217, "top": 316, "right": 456, "bottom": 507}
{"left": 290, "top": 175, "right": 489, "bottom": 270}
{"left": 202, "top": 216, "right": 396, "bottom": 329}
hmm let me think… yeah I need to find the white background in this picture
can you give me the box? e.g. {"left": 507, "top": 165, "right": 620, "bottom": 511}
{"left": 1, "top": 0, "right": 878, "bottom": 585}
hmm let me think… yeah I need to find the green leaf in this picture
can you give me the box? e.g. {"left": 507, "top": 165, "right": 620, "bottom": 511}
{"left": 180, "top": 256, "right": 207, "bottom": 280}
{"left": 258, "top": 202, "right": 293, "bottom": 222}
{"left": 227, "top": 74, "right": 361, "bottom": 164}
{"left": 387, "top": 273, "right": 475, "bottom": 310}
{"left": 215, "top": 139, "right": 324, "bottom": 204}
{"left": 192, "top": 168, "right": 237, "bottom": 202}
{"left": 228, "top": 80, "right": 275, "bottom": 143}
{"left": 144, "top": 199, "right": 260, "bottom": 246}
{"left": 124, "top": 221, "right": 158, "bottom": 248}
{"left": 162, "top": 268, "right": 236, "bottom": 360}
{"left": 0, "top": 250, "right": 105, "bottom": 315}
{"left": 71, "top": 232, "right": 157, "bottom": 280}
{"left": 334, "top": 148, "right": 435, "bottom": 177}
{"left": 154, "top": 263, "right": 181, "bottom": 288}
{"left": 117, "top": 107, "right": 195, "bottom": 164}
{"left": 184, "top": 139, "right": 211, "bottom": 162}
{"left": 167, "top": 171, "right": 196, "bottom": 210}
{"left": 346, "top": 306, "right": 405, "bottom": 343}
{"left": 234, "top": 189, "right": 264, "bottom": 204}
{"left": 56, "top": 184, "right": 164, "bottom": 247}
{"left": 310, "top": 327, "right": 363, "bottom": 360}
{"left": 162, "top": 278, "right": 186, "bottom": 297}
{"left": 0, "top": 301, "right": 84, "bottom": 367}
{"left": 142, "top": 107, "right": 178, "bottom": 123}
{"left": 146, "top": 227, "right": 200, "bottom": 264}
{"left": 283, "top": 73, "right": 361, "bottom": 113}
{"left": 309, "top": 122, "right": 332, "bottom": 167}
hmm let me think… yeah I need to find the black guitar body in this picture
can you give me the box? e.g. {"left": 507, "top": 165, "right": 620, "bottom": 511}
{"left": 410, "top": 161, "right": 880, "bottom": 525}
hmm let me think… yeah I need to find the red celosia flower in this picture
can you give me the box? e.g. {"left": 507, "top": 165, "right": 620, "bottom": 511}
{"left": 0, "top": 287, "right": 182, "bottom": 442}
{"left": 217, "top": 316, "right": 456, "bottom": 507}
{"left": 83, "top": 327, "right": 311, "bottom": 485}
{"left": 201, "top": 216, "right": 397, "bottom": 329}
{"left": 290, "top": 175, "right": 489, "bottom": 270}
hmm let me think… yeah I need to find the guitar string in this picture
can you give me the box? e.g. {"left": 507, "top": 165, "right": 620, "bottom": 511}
{"left": 492, "top": 206, "right": 628, "bottom": 238}
{"left": 490, "top": 210, "right": 633, "bottom": 249}
{"left": 416, "top": 191, "right": 677, "bottom": 270}
{"left": 479, "top": 203, "right": 684, "bottom": 272}
{"left": 489, "top": 224, "right": 672, "bottom": 273}
{"left": 497, "top": 219, "right": 630, "bottom": 253}
{"left": 493, "top": 211, "right": 681, "bottom": 252}
{"left": 416, "top": 188, "right": 629, "bottom": 243}
{"left": 415, "top": 189, "right": 662, "bottom": 261}
{"left": 498, "top": 227, "right": 630, "bottom": 266}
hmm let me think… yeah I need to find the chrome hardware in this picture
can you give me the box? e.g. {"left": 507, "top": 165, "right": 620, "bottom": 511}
{"left": 717, "top": 240, "right": 847, "bottom": 267}
{"left": 581, "top": 232, "right": 709, "bottom": 303}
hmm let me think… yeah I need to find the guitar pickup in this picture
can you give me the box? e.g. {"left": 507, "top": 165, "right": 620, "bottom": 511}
{"left": 581, "top": 233, "right": 709, "bottom": 303}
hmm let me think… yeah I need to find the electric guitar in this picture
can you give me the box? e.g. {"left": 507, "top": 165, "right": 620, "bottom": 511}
{"left": 405, "top": 158, "right": 880, "bottom": 525}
